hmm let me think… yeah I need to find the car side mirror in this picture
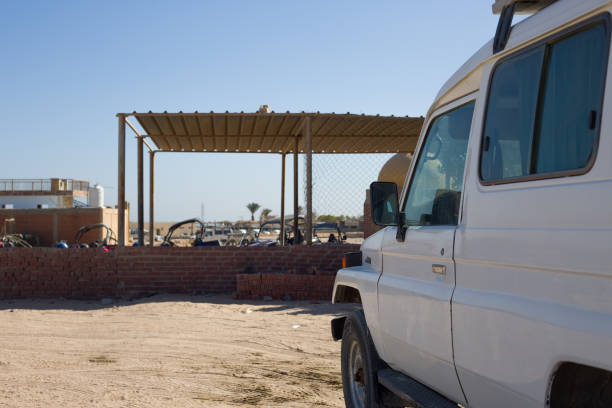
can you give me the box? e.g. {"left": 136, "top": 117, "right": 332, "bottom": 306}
{"left": 370, "top": 182, "right": 399, "bottom": 226}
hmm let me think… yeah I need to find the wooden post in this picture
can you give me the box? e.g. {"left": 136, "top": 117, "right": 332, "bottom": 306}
{"left": 293, "top": 136, "right": 299, "bottom": 243}
{"left": 117, "top": 114, "right": 126, "bottom": 246}
{"left": 280, "top": 153, "right": 286, "bottom": 246}
{"left": 149, "top": 151, "right": 155, "bottom": 247}
{"left": 304, "top": 117, "right": 312, "bottom": 245}
{"left": 137, "top": 136, "right": 144, "bottom": 246}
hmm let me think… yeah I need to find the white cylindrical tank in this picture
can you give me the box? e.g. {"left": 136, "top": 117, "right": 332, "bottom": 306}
{"left": 88, "top": 184, "right": 104, "bottom": 208}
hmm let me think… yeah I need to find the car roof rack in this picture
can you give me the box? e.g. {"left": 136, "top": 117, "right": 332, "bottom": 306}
{"left": 492, "top": 0, "right": 558, "bottom": 54}
{"left": 492, "top": 0, "right": 558, "bottom": 15}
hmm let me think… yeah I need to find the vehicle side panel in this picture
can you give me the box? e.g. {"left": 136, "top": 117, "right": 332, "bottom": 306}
{"left": 452, "top": 41, "right": 612, "bottom": 406}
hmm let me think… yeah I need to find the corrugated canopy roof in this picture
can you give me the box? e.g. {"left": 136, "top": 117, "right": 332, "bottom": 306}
{"left": 129, "top": 112, "right": 424, "bottom": 154}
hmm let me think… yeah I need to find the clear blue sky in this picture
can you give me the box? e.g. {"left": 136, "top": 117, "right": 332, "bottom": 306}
{"left": 0, "top": 1, "right": 502, "bottom": 222}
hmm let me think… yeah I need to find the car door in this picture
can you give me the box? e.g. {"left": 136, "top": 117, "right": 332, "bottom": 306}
{"left": 377, "top": 97, "right": 475, "bottom": 404}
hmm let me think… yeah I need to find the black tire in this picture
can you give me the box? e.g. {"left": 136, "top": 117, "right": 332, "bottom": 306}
{"left": 550, "top": 363, "right": 612, "bottom": 408}
{"left": 341, "top": 310, "right": 405, "bottom": 408}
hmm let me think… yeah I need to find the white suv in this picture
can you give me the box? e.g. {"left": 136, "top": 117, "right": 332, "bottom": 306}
{"left": 331, "top": 1, "right": 612, "bottom": 407}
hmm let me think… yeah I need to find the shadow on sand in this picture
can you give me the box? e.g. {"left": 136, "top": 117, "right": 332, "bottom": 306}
{"left": 0, "top": 293, "right": 360, "bottom": 315}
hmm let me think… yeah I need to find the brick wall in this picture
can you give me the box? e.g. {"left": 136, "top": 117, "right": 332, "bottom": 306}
{"left": 236, "top": 273, "right": 337, "bottom": 300}
{"left": 0, "top": 245, "right": 358, "bottom": 300}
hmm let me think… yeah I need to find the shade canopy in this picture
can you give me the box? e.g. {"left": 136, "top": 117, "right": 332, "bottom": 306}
{"left": 129, "top": 112, "right": 424, "bottom": 154}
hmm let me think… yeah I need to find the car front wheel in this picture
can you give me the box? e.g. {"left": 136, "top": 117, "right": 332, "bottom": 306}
{"left": 341, "top": 310, "right": 383, "bottom": 408}
{"left": 341, "top": 310, "right": 406, "bottom": 408}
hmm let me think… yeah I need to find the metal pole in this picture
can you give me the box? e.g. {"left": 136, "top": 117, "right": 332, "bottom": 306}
{"left": 117, "top": 114, "right": 126, "bottom": 246}
{"left": 293, "top": 136, "right": 299, "bottom": 244}
{"left": 137, "top": 136, "right": 144, "bottom": 246}
{"left": 149, "top": 151, "right": 155, "bottom": 247}
{"left": 304, "top": 117, "right": 313, "bottom": 245}
{"left": 280, "top": 153, "right": 286, "bottom": 246}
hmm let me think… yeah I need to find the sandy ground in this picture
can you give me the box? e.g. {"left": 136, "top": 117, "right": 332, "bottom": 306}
{"left": 0, "top": 295, "right": 359, "bottom": 408}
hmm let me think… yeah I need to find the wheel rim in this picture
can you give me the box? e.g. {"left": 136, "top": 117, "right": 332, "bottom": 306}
{"left": 348, "top": 339, "right": 366, "bottom": 408}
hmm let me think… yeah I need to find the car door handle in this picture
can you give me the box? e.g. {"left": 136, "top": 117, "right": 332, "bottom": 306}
{"left": 432, "top": 264, "right": 446, "bottom": 275}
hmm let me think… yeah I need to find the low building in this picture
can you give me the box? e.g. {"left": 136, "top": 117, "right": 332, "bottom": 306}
{"left": 0, "top": 178, "right": 128, "bottom": 246}
{"left": 0, "top": 178, "right": 91, "bottom": 209}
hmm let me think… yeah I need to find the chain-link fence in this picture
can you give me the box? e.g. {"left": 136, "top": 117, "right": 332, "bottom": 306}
{"left": 307, "top": 153, "right": 395, "bottom": 243}
{"left": 120, "top": 152, "right": 404, "bottom": 246}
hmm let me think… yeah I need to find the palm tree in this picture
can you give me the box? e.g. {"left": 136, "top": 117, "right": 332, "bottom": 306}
{"left": 247, "top": 202, "right": 261, "bottom": 221}
{"left": 260, "top": 208, "right": 272, "bottom": 222}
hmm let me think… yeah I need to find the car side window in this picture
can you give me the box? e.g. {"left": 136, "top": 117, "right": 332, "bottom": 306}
{"left": 481, "top": 47, "right": 545, "bottom": 180}
{"left": 481, "top": 20, "right": 609, "bottom": 183}
{"left": 402, "top": 102, "right": 475, "bottom": 227}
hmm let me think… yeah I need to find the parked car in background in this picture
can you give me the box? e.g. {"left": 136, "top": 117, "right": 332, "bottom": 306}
{"left": 313, "top": 221, "right": 347, "bottom": 244}
{"left": 249, "top": 216, "right": 305, "bottom": 246}
{"left": 161, "top": 218, "right": 215, "bottom": 247}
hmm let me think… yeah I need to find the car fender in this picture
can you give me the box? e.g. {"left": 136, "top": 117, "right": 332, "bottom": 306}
{"left": 333, "top": 263, "right": 386, "bottom": 361}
